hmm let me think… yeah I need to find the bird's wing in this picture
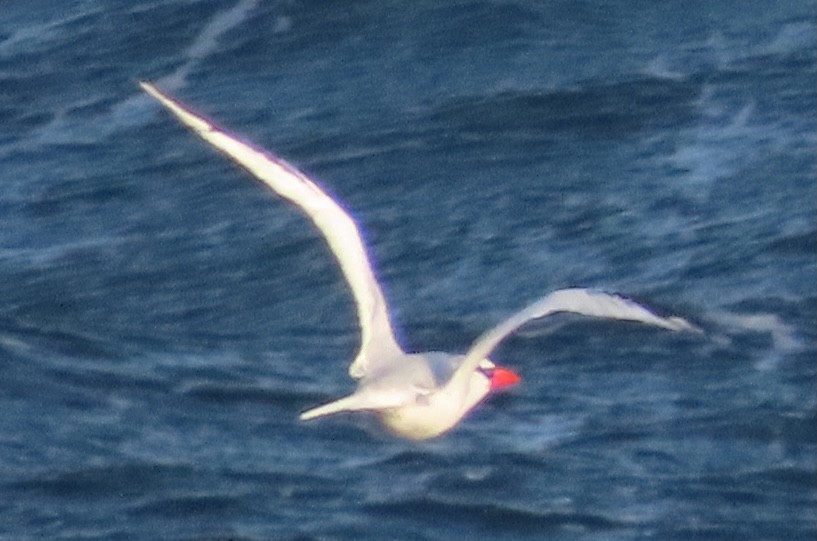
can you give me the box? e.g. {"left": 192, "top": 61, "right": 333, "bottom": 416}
{"left": 140, "top": 82, "right": 403, "bottom": 377}
{"left": 443, "top": 288, "right": 698, "bottom": 395}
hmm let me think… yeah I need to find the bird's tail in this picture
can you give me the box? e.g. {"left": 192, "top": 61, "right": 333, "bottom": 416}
{"left": 299, "top": 393, "right": 369, "bottom": 421}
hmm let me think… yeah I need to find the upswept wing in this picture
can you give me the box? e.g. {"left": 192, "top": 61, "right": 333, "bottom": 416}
{"left": 443, "top": 288, "right": 698, "bottom": 395}
{"left": 140, "top": 82, "right": 403, "bottom": 376}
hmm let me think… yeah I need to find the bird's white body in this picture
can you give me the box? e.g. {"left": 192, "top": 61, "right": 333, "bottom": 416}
{"left": 141, "top": 82, "right": 697, "bottom": 440}
{"left": 302, "top": 351, "right": 496, "bottom": 440}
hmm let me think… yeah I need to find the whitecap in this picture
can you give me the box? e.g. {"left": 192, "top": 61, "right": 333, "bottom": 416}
{"left": 16, "top": 0, "right": 262, "bottom": 153}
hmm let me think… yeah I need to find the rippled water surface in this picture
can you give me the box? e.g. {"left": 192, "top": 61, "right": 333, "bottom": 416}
{"left": 0, "top": 2, "right": 815, "bottom": 540}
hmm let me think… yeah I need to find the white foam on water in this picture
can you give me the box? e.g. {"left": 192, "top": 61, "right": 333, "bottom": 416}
{"left": 709, "top": 310, "right": 803, "bottom": 371}
{"left": 13, "top": 0, "right": 262, "bottom": 152}
{"left": 156, "top": 0, "right": 261, "bottom": 92}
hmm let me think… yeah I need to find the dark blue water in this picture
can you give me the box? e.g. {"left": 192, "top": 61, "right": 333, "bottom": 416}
{"left": 1, "top": 1, "right": 814, "bottom": 540}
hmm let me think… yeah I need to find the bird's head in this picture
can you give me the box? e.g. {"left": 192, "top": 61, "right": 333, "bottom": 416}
{"left": 476, "top": 358, "right": 522, "bottom": 391}
{"left": 445, "top": 358, "right": 521, "bottom": 419}
{"left": 444, "top": 357, "right": 520, "bottom": 428}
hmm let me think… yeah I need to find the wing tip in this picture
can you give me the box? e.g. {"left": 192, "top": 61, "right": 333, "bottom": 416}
{"left": 666, "top": 315, "right": 704, "bottom": 334}
{"left": 138, "top": 80, "right": 161, "bottom": 99}
{"left": 580, "top": 287, "right": 701, "bottom": 334}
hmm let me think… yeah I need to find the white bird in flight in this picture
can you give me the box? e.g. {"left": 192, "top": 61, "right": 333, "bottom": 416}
{"left": 140, "top": 82, "right": 697, "bottom": 440}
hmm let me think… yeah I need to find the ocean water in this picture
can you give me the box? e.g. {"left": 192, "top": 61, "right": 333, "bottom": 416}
{"left": 0, "top": 1, "right": 815, "bottom": 540}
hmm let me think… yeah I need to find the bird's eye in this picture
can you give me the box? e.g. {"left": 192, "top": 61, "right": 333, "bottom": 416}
{"left": 476, "top": 366, "right": 494, "bottom": 380}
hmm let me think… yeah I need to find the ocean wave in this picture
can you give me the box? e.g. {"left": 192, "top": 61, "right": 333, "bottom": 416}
{"left": 366, "top": 497, "right": 627, "bottom": 533}
{"left": 430, "top": 76, "right": 701, "bottom": 140}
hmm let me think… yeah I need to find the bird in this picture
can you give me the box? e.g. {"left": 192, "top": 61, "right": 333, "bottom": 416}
{"left": 140, "top": 81, "right": 697, "bottom": 440}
